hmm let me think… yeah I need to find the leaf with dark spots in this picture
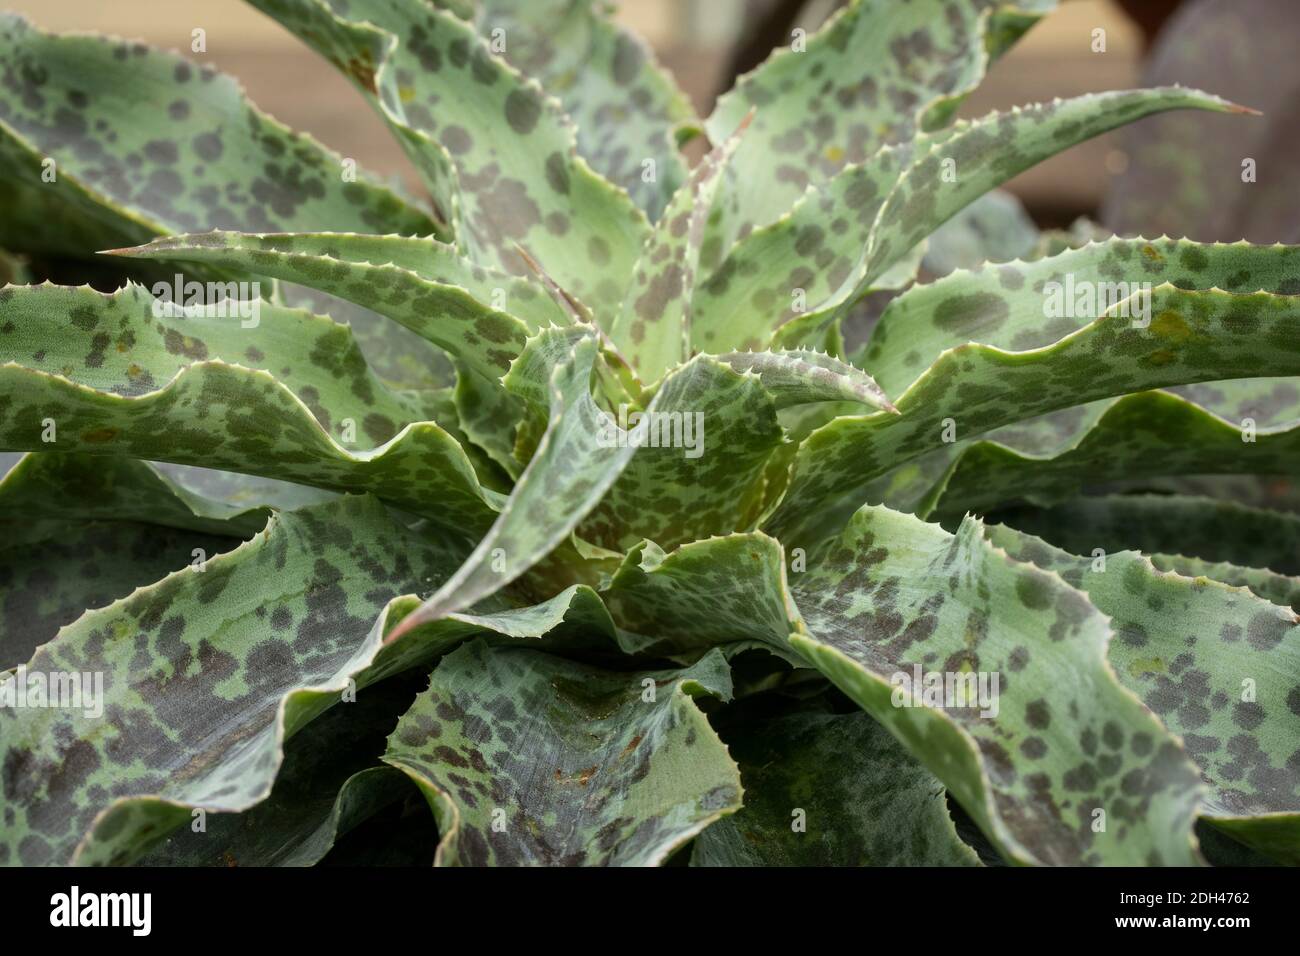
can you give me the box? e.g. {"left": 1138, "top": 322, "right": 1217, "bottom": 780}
{"left": 383, "top": 327, "right": 641, "bottom": 642}
{"left": 245, "top": 0, "right": 647, "bottom": 319}
{"left": 383, "top": 640, "right": 740, "bottom": 866}
{"left": 767, "top": 283, "right": 1300, "bottom": 543}
{"left": 0, "top": 284, "right": 501, "bottom": 534}
{"left": 987, "top": 523, "right": 1300, "bottom": 863}
{"left": 1, "top": 494, "right": 627, "bottom": 865}
{"left": 112, "top": 230, "right": 555, "bottom": 382}
{"left": 0, "top": 453, "right": 320, "bottom": 667}
{"left": 996, "top": 495, "right": 1300, "bottom": 579}
{"left": 474, "top": 0, "right": 698, "bottom": 222}
{"left": 140, "top": 674, "right": 423, "bottom": 866}
{"left": 924, "top": 389, "right": 1300, "bottom": 522}
{"left": 694, "top": 710, "right": 979, "bottom": 866}
{"left": 768, "top": 89, "right": 1248, "bottom": 352}
{"left": 789, "top": 506, "right": 1205, "bottom": 865}
{"left": 702, "top": 0, "right": 1058, "bottom": 264}
{"left": 608, "top": 111, "right": 750, "bottom": 382}
{"left": 0, "top": 13, "right": 436, "bottom": 264}
{"left": 717, "top": 348, "right": 896, "bottom": 412}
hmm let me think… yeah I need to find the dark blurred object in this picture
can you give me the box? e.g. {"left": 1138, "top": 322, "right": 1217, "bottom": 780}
{"left": 1102, "top": 0, "right": 1300, "bottom": 244}
{"left": 1114, "top": 0, "right": 1184, "bottom": 49}
{"left": 725, "top": 0, "right": 809, "bottom": 84}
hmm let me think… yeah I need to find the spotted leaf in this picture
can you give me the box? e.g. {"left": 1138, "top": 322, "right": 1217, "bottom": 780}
{"left": 790, "top": 506, "right": 1205, "bottom": 865}
{"left": 608, "top": 113, "right": 750, "bottom": 383}
{"left": 717, "top": 348, "right": 896, "bottom": 412}
{"left": 474, "top": 0, "right": 699, "bottom": 222}
{"left": 109, "top": 232, "right": 542, "bottom": 382}
{"left": 0, "top": 493, "right": 628, "bottom": 865}
{"left": 692, "top": 710, "right": 980, "bottom": 866}
{"left": 770, "top": 89, "right": 1252, "bottom": 350}
{"left": 245, "top": 0, "right": 648, "bottom": 318}
{"left": 0, "top": 284, "right": 500, "bottom": 532}
{"left": 924, "top": 390, "right": 1300, "bottom": 522}
{"left": 382, "top": 639, "right": 741, "bottom": 866}
{"left": 702, "top": 0, "right": 1057, "bottom": 258}
{"left": 987, "top": 523, "right": 1300, "bottom": 864}
{"left": 997, "top": 495, "right": 1300, "bottom": 579}
{"left": 766, "top": 285, "right": 1300, "bottom": 542}
{"left": 0, "top": 14, "right": 436, "bottom": 262}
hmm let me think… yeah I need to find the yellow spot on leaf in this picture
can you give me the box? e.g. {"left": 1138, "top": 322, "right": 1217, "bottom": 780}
{"left": 1128, "top": 657, "right": 1165, "bottom": 677}
{"left": 81, "top": 427, "right": 118, "bottom": 443}
{"left": 824, "top": 145, "right": 845, "bottom": 164}
{"left": 1151, "top": 311, "right": 1192, "bottom": 341}
{"left": 1141, "top": 243, "right": 1164, "bottom": 262}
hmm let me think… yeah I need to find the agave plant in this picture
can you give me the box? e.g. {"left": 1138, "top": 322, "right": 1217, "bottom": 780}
{"left": 1, "top": 0, "right": 1297, "bottom": 868}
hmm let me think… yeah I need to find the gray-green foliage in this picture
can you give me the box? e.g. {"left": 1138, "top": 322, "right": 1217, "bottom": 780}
{"left": 1, "top": 0, "right": 1297, "bottom": 867}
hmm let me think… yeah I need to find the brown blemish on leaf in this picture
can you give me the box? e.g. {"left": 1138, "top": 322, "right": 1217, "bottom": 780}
{"left": 1150, "top": 311, "right": 1192, "bottom": 342}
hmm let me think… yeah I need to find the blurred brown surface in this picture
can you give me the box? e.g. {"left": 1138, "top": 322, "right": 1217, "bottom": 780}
{"left": 3, "top": 0, "right": 1163, "bottom": 220}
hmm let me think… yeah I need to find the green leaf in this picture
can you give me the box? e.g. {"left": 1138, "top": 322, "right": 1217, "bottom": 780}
{"left": 0, "top": 284, "right": 500, "bottom": 531}
{"left": 690, "top": 144, "right": 909, "bottom": 353}
{"left": 388, "top": 325, "right": 791, "bottom": 639}
{"left": 694, "top": 91, "right": 1241, "bottom": 357}
{"left": 602, "top": 533, "right": 803, "bottom": 661}
{"left": 0, "top": 14, "right": 436, "bottom": 261}
{"left": 986, "top": 523, "right": 1300, "bottom": 864}
{"left": 923, "top": 389, "right": 1300, "bottom": 522}
{"left": 0, "top": 454, "right": 342, "bottom": 667}
{"left": 1146, "top": 554, "right": 1300, "bottom": 614}
{"left": 606, "top": 509, "right": 1207, "bottom": 864}
{"left": 692, "top": 711, "right": 980, "bottom": 866}
{"left": 702, "top": 0, "right": 1055, "bottom": 256}
{"left": 766, "top": 284, "right": 1300, "bottom": 543}
{"left": 381, "top": 327, "right": 624, "bottom": 641}
{"left": 0, "top": 494, "right": 624, "bottom": 865}
{"left": 863, "top": 237, "right": 1300, "bottom": 398}
{"left": 0, "top": 453, "right": 282, "bottom": 539}
{"left": 577, "top": 357, "right": 786, "bottom": 551}
{"left": 139, "top": 675, "right": 421, "bottom": 867}
{"left": 474, "top": 0, "right": 698, "bottom": 222}
{"left": 771, "top": 89, "right": 1252, "bottom": 350}
{"left": 276, "top": 284, "right": 456, "bottom": 393}
{"left": 717, "top": 348, "right": 896, "bottom": 412}
{"left": 245, "top": 0, "right": 648, "bottom": 318}
{"left": 996, "top": 495, "right": 1300, "bottom": 578}
{"left": 789, "top": 506, "right": 1205, "bottom": 865}
{"left": 382, "top": 640, "right": 741, "bottom": 865}
{"left": 109, "top": 232, "right": 544, "bottom": 381}
{"left": 147, "top": 461, "right": 341, "bottom": 515}
{"left": 0, "top": 496, "right": 462, "bottom": 865}
{"left": 0, "top": 521, "right": 240, "bottom": 672}
{"left": 609, "top": 113, "right": 750, "bottom": 383}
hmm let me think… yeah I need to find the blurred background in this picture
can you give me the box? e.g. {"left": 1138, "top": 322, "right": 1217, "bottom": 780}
{"left": 4, "top": 0, "right": 1293, "bottom": 239}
